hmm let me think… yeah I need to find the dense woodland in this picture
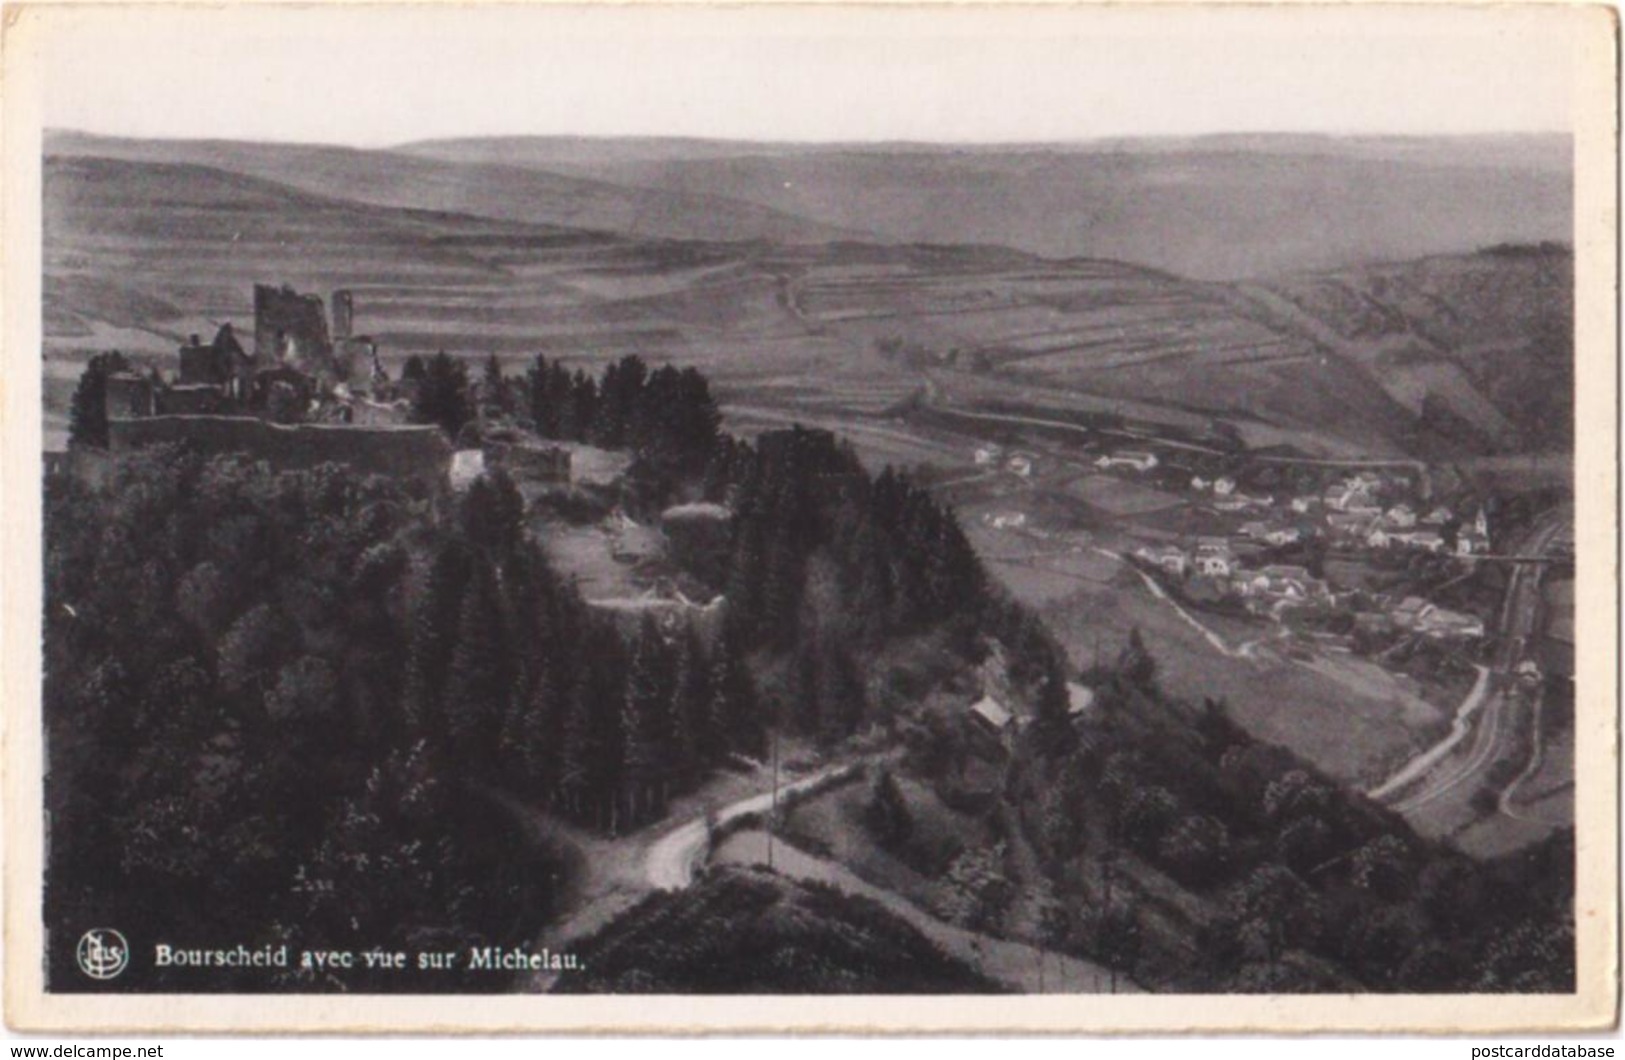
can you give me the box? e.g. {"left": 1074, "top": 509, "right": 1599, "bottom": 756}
{"left": 46, "top": 352, "right": 1036, "bottom": 990}
{"left": 47, "top": 350, "right": 1572, "bottom": 994}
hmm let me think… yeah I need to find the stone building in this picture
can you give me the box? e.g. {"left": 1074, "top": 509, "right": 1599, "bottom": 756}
{"left": 177, "top": 324, "right": 254, "bottom": 399}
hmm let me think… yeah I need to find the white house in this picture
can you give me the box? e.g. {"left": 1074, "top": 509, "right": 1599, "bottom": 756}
{"left": 1390, "top": 530, "right": 1446, "bottom": 553}
{"left": 974, "top": 446, "right": 1001, "bottom": 467}
{"left": 969, "top": 695, "right": 1016, "bottom": 737}
{"left": 1135, "top": 544, "right": 1190, "bottom": 576}
{"left": 1008, "top": 455, "right": 1034, "bottom": 478}
{"left": 1233, "top": 572, "right": 1272, "bottom": 597}
{"left": 1196, "top": 553, "right": 1234, "bottom": 577}
{"left": 1066, "top": 683, "right": 1097, "bottom": 718}
{"left": 1191, "top": 476, "right": 1211, "bottom": 491}
{"left": 1213, "top": 477, "right": 1237, "bottom": 496}
{"left": 1326, "top": 478, "right": 1376, "bottom": 512}
{"left": 1265, "top": 527, "right": 1303, "bottom": 546}
{"left": 1385, "top": 505, "right": 1418, "bottom": 529}
{"left": 449, "top": 449, "right": 486, "bottom": 491}
{"left": 1290, "top": 496, "right": 1316, "bottom": 514}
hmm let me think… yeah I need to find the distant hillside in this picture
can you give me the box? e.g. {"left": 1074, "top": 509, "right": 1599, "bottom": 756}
{"left": 402, "top": 133, "right": 1571, "bottom": 281}
{"left": 45, "top": 131, "right": 868, "bottom": 246}
{"left": 43, "top": 152, "right": 1567, "bottom": 460}
{"left": 1250, "top": 244, "right": 1574, "bottom": 453}
{"left": 552, "top": 866, "right": 1005, "bottom": 993}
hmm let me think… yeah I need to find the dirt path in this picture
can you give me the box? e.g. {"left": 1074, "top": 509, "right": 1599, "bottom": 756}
{"left": 712, "top": 830, "right": 1131, "bottom": 994}
{"left": 1092, "top": 547, "right": 1253, "bottom": 662}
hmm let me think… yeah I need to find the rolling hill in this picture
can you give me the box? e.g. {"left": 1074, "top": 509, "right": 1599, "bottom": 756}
{"left": 45, "top": 131, "right": 868, "bottom": 247}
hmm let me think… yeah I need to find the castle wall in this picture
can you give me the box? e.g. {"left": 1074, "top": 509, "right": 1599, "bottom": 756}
{"left": 104, "top": 374, "right": 155, "bottom": 418}
{"left": 157, "top": 386, "right": 228, "bottom": 416}
{"left": 107, "top": 415, "right": 452, "bottom": 494}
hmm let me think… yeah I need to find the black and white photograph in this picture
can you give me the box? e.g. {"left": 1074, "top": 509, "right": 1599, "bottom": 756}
{"left": 4, "top": 0, "right": 1617, "bottom": 1033}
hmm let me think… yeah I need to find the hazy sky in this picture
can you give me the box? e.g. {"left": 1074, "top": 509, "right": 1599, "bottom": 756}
{"left": 34, "top": 4, "right": 1583, "bottom": 147}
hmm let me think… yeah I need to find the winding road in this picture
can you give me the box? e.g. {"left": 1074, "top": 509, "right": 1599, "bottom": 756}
{"left": 1370, "top": 509, "right": 1570, "bottom": 838}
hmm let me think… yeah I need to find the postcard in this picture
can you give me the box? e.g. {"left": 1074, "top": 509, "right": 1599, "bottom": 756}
{"left": 2, "top": 0, "right": 1617, "bottom": 1033}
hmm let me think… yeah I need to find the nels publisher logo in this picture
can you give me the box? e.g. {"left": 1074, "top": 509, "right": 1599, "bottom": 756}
{"left": 75, "top": 928, "right": 130, "bottom": 980}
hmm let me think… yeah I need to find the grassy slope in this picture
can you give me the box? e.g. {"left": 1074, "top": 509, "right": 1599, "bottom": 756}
{"left": 1254, "top": 245, "right": 1574, "bottom": 453}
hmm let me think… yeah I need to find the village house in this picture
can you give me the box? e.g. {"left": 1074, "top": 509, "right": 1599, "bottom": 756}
{"left": 1252, "top": 564, "right": 1328, "bottom": 601}
{"left": 1324, "top": 477, "right": 1377, "bottom": 512}
{"left": 1007, "top": 454, "right": 1034, "bottom": 478}
{"left": 1376, "top": 528, "right": 1447, "bottom": 553}
{"left": 1190, "top": 475, "right": 1211, "bottom": 491}
{"left": 1066, "top": 683, "right": 1097, "bottom": 719}
{"left": 1422, "top": 505, "right": 1455, "bottom": 526}
{"left": 1290, "top": 495, "right": 1318, "bottom": 514}
{"left": 1192, "top": 535, "right": 1237, "bottom": 577}
{"left": 974, "top": 444, "right": 1002, "bottom": 467}
{"left": 1232, "top": 571, "right": 1272, "bottom": 598}
{"left": 1327, "top": 511, "right": 1377, "bottom": 543}
{"left": 1400, "top": 530, "right": 1446, "bottom": 552}
{"left": 1213, "top": 477, "right": 1237, "bottom": 496}
{"left": 1265, "top": 527, "right": 1304, "bottom": 546}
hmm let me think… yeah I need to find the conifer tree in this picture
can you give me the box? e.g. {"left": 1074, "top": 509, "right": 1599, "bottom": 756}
{"left": 622, "top": 616, "right": 675, "bottom": 821}
{"left": 411, "top": 351, "right": 472, "bottom": 439}
{"left": 481, "top": 353, "right": 506, "bottom": 412}
{"left": 708, "top": 627, "right": 762, "bottom": 759}
{"left": 669, "top": 624, "right": 709, "bottom": 782}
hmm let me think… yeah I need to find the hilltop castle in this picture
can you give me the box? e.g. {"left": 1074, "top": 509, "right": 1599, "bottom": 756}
{"left": 108, "top": 284, "right": 401, "bottom": 426}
